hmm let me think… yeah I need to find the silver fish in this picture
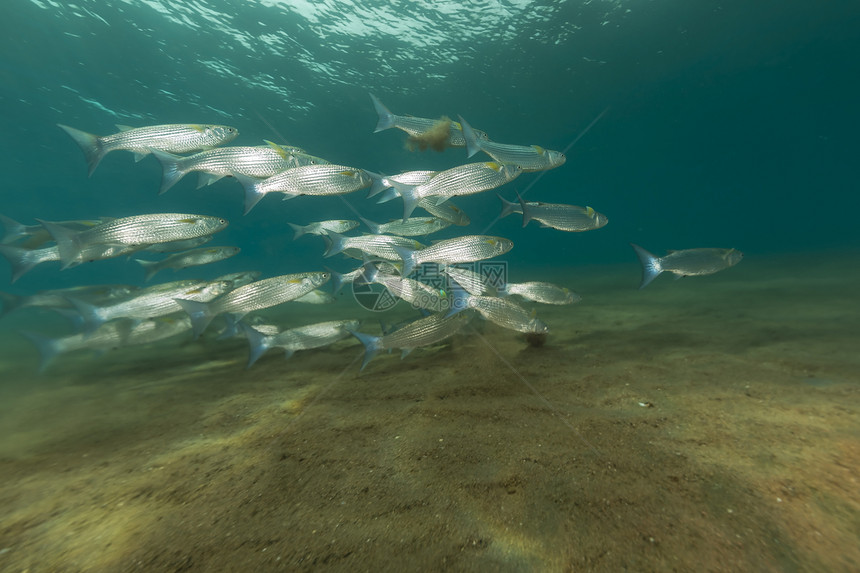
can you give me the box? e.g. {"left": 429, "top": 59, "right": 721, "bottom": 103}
{"left": 417, "top": 199, "right": 470, "bottom": 226}
{"left": 134, "top": 246, "right": 240, "bottom": 282}
{"left": 23, "top": 316, "right": 191, "bottom": 372}
{"left": 460, "top": 294, "right": 548, "bottom": 334}
{"left": 460, "top": 116, "right": 565, "bottom": 172}
{"left": 0, "top": 284, "right": 139, "bottom": 318}
{"left": 361, "top": 263, "right": 449, "bottom": 313}
{"left": 499, "top": 194, "right": 608, "bottom": 232}
{"left": 323, "top": 232, "right": 425, "bottom": 261}
{"left": 38, "top": 213, "right": 229, "bottom": 267}
{"left": 293, "top": 289, "right": 336, "bottom": 304}
{"left": 630, "top": 243, "right": 744, "bottom": 289}
{"left": 143, "top": 236, "right": 214, "bottom": 253}
{"left": 288, "top": 219, "right": 360, "bottom": 240}
{"left": 373, "top": 170, "right": 437, "bottom": 200}
{"left": 500, "top": 281, "right": 581, "bottom": 305}
{"left": 214, "top": 271, "right": 262, "bottom": 289}
{"left": 0, "top": 213, "right": 112, "bottom": 248}
{"left": 57, "top": 123, "right": 238, "bottom": 176}
{"left": 149, "top": 145, "right": 298, "bottom": 194}
{"left": 241, "top": 319, "right": 358, "bottom": 367}
{"left": 235, "top": 165, "right": 374, "bottom": 214}
{"left": 390, "top": 162, "right": 522, "bottom": 221}
{"left": 349, "top": 312, "right": 471, "bottom": 371}
{"left": 69, "top": 279, "right": 232, "bottom": 332}
{"left": 0, "top": 242, "right": 145, "bottom": 282}
{"left": 370, "top": 94, "right": 489, "bottom": 148}
{"left": 360, "top": 216, "right": 451, "bottom": 237}
{"left": 174, "top": 271, "right": 331, "bottom": 338}
{"left": 443, "top": 266, "right": 501, "bottom": 296}
{"left": 396, "top": 235, "right": 513, "bottom": 275}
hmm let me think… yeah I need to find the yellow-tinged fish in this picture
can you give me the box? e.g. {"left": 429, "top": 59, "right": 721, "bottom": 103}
{"left": 395, "top": 235, "right": 513, "bottom": 275}
{"left": 233, "top": 165, "right": 375, "bottom": 214}
{"left": 460, "top": 116, "right": 565, "bottom": 172}
{"left": 370, "top": 94, "right": 489, "bottom": 149}
{"left": 388, "top": 162, "right": 521, "bottom": 221}
{"left": 57, "top": 123, "right": 238, "bottom": 176}
{"left": 174, "top": 271, "right": 331, "bottom": 338}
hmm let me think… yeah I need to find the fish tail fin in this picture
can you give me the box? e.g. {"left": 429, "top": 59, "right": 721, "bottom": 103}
{"left": 287, "top": 222, "right": 308, "bottom": 240}
{"left": 239, "top": 322, "right": 271, "bottom": 368}
{"left": 148, "top": 147, "right": 187, "bottom": 194}
{"left": 629, "top": 243, "right": 663, "bottom": 289}
{"left": 0, "top": 213, "right": 28, "bottom": 243}
{"left": 231, "top": 172, "right": 267, "bottom": 215}
{"left": 516, "top": 191, "right": 532, "bottom": 228}
{"left": 35, "top": 219, "right": 82, "bottom": 268}
{"left": 57, "top": 124, "right": 104, "bottom": 177}
{"left": 173, "top": 298, "right": 214, "bottom": 339}
{"left": 197, "top": 172, "right": 224, "bottom": 188}
{"left": 321, "top": 231, "right": 348, "bottom": 258}
{"left": 358, "top": 216, "right": 381, "bottom": 235}
{"left": 386, "top": 180, "right": 419, "bottom": 221}
{"left": 20, "top": 330, "right": 62, "bottom": 373}
{"left": 375, "top": 188, "right": 400, "bottom": 204}
{"left": 0, "top": 245, "right": 40, "bottom": 283}
{"left": 444, "top": 276, "right": 472, "bottom": 318}
{"left": 363, "top": 170, "right": 389, "bottom": 198}
{"left": 347, "top": 328, "right": 382, "bottom": 371}
{"left": 133, "top": 258, "right": 160, "bottom": 282}
{"left": 457, "top": 115, "right": 482, "bottom": 158}
{"left": 370, "top": 94, "right": 395, "bottom": 133}
{"left": 358, "top": 260, "right": 379, "bottom": 285}
{"left": 66, "top": 296, "right": 107, "bottom": 334}
{"left": 497, "top": 194, "right": 518, "bottom": 218}
{"left": 393, "top": 245, "right": 419, "bottom": 276}
{"left": 0, "top": 290, "right": 22, "bottom": 318}
{"left": 324, "top": 266, "right": 348, "bottom": 294}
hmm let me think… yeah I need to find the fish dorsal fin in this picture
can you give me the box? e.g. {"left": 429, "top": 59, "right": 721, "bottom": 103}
{"left": 666, "top": 249, "right": 679, "bottom": 254}
{"left": 115, "top": 124, "right": 135, "bottom": 132}
{"left": 264, "top": 139, "right": 290, "bottom": 159}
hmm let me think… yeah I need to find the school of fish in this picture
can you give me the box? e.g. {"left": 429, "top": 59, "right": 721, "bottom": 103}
{"left": 0, "top": 95, "right": 742, "bottom": 372}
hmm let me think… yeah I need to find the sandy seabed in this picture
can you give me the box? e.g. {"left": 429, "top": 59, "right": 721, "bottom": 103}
{"left": 0, "top": 251, "right": 857, "bottom": 572}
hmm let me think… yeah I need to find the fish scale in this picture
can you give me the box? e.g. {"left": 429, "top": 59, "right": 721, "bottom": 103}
{"left": 77, "top": 214, "right": 228, "bottom": 246}
{"left": 466, "top": 295, "right": 548, "bottom": 334}
{"left": 380, "top": 312, "right": 470, "bottom": 350}
{"left": 418, "top": 162, "right": 521, "bottom": 200}
{"left": 257, "top": 164, "right": 372, "bottom": 196}
{"left": 168, "top": 146, "right": 297, "bottom": 177}
{"left": 99, "top": 124, "right": 237, "bottom": 154}
{"left": 213, "top": 272, "right": 330, "bottom": 314}
{"left": 408, "top": 235, "right": 513, "bottom": 269}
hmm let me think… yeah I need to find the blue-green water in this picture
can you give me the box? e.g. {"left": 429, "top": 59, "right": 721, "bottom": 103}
{"left": 1, "top": 1, "right": 859, "bottom": 571}
{"left": 2, "top": 0, "right": 858, "bottom": 294}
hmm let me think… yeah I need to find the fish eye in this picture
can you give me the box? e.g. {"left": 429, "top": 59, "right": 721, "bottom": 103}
{"left": 219, "top": 218, "right": 227, "bottom": 224}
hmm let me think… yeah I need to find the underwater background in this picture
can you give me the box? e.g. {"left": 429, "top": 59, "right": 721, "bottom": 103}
{"left": 1, "top": 1, "right": 859, "bottom": 571}
{"left": 2, "top": 0, "right": 858, "bottom": 293}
